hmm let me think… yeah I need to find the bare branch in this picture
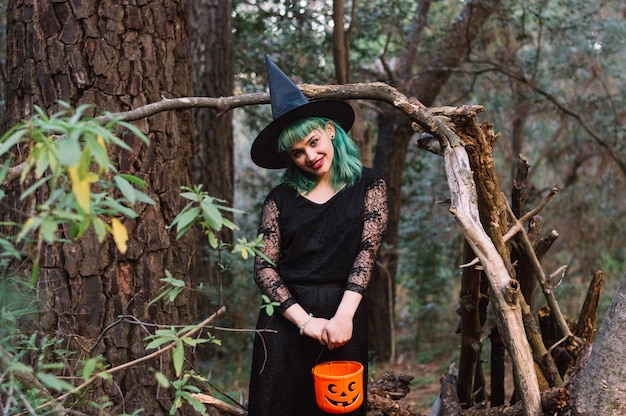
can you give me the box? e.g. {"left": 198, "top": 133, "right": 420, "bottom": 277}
{"left": 38, "top": 307, "right": 226, "bottom": 412}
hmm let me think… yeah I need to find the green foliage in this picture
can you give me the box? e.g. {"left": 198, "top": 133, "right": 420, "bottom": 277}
{"left": 260, "top": 294, "right": 280, "bottom": 317}
{"left": 0, "top": 103, "right": 260, "bottom": 414}
{"left": 0, "top": 102, "right": 154, "bottom": 282}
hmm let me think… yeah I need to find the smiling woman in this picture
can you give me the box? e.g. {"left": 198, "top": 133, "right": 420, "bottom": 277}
{"left": 246, "top": 55, "right": 388, "bottom": 416}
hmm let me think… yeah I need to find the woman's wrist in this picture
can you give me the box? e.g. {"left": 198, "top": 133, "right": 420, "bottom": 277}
{"left": 299, "top": 313, "right": 314, "bottom": 335}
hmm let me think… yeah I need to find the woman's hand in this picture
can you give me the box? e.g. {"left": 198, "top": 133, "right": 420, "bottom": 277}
{"left": 322, "top": 316, "right": 353, "bottom": 350}
{"left": 302, "top": 317, "right": 330, "bottom": 344}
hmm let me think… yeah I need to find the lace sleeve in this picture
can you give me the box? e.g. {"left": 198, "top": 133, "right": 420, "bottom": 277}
{"left": 253, "top": 197, "right": 296, "bottom": 312}
{"left": 346, "top": 178, "right": 389, "bottom": 294}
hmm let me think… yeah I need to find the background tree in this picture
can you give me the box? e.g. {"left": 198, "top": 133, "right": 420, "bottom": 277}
{"left": 190, "top": 0, "right": 235, "bottom": 286}
{"left": 3, "top": 1, "right": 196, "bottom": 413}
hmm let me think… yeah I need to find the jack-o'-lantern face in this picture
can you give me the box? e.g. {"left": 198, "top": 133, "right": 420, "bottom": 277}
{"left": 324, "top": 380, "right": 361, "bottom": 411}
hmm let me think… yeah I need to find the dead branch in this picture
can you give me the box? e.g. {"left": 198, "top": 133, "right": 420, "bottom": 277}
{"left": 574, "top": 270, "right": 602, "bottom": 343}
{"left": 519, "top": 294, "right": 563, "bottom": 388}
{"left": 501, "top": 186, "right": 558, "bottom": 243}
{"left": 460, "top": 387, "right": 569, "bottom": 416}
{"left": 192, "top": 393, "right": 247, "bottom": 415}
{"left": 503, "top": 198, "right": 572, "bottom": 339}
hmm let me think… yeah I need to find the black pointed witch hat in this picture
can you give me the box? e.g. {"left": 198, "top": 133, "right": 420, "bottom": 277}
{"left": 250, "top": 55, "right": 355, "bottom": 169}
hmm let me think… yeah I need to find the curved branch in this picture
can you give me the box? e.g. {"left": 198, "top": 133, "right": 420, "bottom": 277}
{"left": 4, "top": 82, "right": 462, "bottom": 186}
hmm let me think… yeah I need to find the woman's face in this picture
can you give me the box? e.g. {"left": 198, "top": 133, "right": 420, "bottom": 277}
{"left": 287, "top": 122, "right": 335, "bottom": 179}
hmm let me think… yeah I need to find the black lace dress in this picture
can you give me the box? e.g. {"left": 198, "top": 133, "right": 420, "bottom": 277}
{"left": 247, "top": 167, "right": 388, "bottom": 416}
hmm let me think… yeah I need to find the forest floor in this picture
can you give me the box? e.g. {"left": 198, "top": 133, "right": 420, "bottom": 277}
{"left": 370, "top": 351, "right": 450, "bottom": 415}
{"left": 370, "top": 345, "right": 516, "bottom": 415}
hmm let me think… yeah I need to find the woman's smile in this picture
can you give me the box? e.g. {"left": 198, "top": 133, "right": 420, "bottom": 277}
{"left": 309, "top": 157, "right": 325, "bottom": 170}
{"left": 288, "top": 123, "right": 335, "bottom": 177}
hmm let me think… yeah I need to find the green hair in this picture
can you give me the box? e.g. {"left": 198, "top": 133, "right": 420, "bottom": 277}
{"left": 277, "top": 117, "right": 362, "bottom": 193}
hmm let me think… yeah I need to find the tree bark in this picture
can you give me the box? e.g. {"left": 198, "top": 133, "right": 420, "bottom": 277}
{"left": 5, "top": 1, "right": 196, "bottom": 414}
{"left": 571, "top": 272, "right": 626, "bottom": 415}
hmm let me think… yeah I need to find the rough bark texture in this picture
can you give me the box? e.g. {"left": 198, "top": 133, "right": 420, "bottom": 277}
{"left": 571, "top": 272, "right": 626, "bottom": 415}
{"left": 5, "top": 1, "right": 195, "bottom": 413}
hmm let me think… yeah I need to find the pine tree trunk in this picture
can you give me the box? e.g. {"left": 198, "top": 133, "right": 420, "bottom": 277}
{"left": 5, "top": 1, "right": 196, "bottom": 413}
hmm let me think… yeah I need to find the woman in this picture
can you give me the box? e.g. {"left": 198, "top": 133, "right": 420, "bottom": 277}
{"left": 247, "top": 56, "right": 388, "bottom": 415}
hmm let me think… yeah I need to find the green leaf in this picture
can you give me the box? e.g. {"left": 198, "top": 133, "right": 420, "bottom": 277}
{"left": 0, "top": 127, "right": 27, "bottom": 156}
{"left": 145, "top": 337, "right": 173, "bottom": 350}
{"left": 40, "top": 218, "right": 59, "bottom": 243}
{"left": 207, "top": 229, "right": 218, "bottom": 249}
{"left": 35, "top": 147, "right": 51, "bottom": 179}
{"left": 200, "top": 198, "right": 223, "bottom": 230}
{"left": 180, "top": 191, "right": 199, "bottom": 201}
{"left": 175, "top": 207, "right": 200, "bottom": 235}
{"left": 114, "top": 175, "right": 137, "bottom": 205}
{"left": 187, "top": 395, "right": 208, "bottom": 415}
{"left": 172, "top": 341, "right": 184, "bottom": 377}
{"left": 85, "top": 135, "right": 110, "bottom": 167}
{"left": 82, "top": 358, "right": 98, "bottom": 381}
{"left": 92, "top": 217, "right": 107, "bottom": 242}
{"left": 119, "top": 173, "right": 147, "bottom": 188}
{"left": 56, "top": 138, "right": 83, "bottom": 167}
{"left": 9, "top": 361, "right": 34, "bottom": 374}
{"left": 132, "top": 189, "right": 155, "bottom": 205}
{"left": 37, "top": 372, "right": 75, "bottom": 392}
{"left": 154, "top": 371, "right": 171, "bottom": 388}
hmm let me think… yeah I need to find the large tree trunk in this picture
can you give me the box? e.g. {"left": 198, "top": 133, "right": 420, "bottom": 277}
{"left": 5, "top": 1, "right": 195, "bottom": 414}
{"left": 570, "top": 271, "right": 626, "bottom": 415}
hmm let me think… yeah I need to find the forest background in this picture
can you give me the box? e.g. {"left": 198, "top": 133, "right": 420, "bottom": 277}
{"left": 0, "top": 0, "right": 625, "bottom": 415}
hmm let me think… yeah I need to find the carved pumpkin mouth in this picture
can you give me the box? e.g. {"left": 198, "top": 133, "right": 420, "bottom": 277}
{"left": 325, "top": 392, "right": 361, "bottom": 407}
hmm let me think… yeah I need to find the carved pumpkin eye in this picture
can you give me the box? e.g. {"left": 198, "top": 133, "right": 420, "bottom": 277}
{"left": 327, "top": 383, "right": 337, "bottom": 394}
{"left": 348, "top": 381, "right": 356, "bottom": 392}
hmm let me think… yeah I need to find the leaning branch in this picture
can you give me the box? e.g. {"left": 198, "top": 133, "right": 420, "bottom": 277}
{"left": 503, "top": 200, "right": 573, "bottom": 339}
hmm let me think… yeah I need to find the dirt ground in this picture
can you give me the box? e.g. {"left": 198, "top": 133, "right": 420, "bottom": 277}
{"left": 372, "top": 350, "right": 517, "bottom": 415}
{"left": 371, "top": 354, "right": 448, "bottom": 415}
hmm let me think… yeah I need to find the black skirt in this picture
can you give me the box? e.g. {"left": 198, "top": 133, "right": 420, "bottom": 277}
{"left": 247, "top": 284, "right": 368, "bottom": 416}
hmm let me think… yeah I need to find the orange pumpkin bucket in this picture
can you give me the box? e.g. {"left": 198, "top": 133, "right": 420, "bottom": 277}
{"left": 312, "top": 361, "right": 364, "bottom": 414}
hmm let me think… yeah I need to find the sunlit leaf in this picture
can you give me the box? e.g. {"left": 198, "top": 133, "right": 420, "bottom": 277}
{"left": 111, "top": 217, "right": 129, "bottom": 254}
{"left": 68, "top": 166, "right": 91, "bottom": 214}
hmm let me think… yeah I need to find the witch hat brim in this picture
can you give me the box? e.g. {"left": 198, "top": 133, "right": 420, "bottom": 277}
{"left": 251, "top": 55, "right": 355, "bottom": 169}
